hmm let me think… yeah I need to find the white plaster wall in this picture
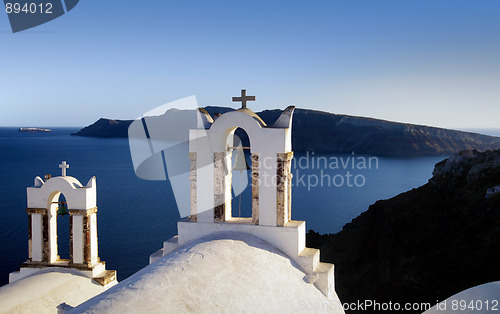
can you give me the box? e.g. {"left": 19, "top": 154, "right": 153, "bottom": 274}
{"left": 72, "top": 215, "right": 84, "bottom": 264}
{"left": 315, "top": 264, "right": 335, "bottom": 300}
{"left": 26, "top": 176, "right": 98, "bottom": 264}
{"left": 197, "top": 154, "right": 214, "bottom": 222}
{"left": 31, "top": 214, "right": 43, "bottom": 262}
{"left": 90, "top": 214, "right": 98, "bottom": 264}
{"left": 9, "top": 268, "right": 39, "bottom": 283}
{"left": 190, "top": 129, "right": 214, "bottom": 222}
{"left": 188, "top": 109, "right": 294, "bottom": 227}
{"left": 208, "top": 111, "right": 290, "bottom": 154}
{"left": 284, "top": 128, "right": 292, "bottom": 152}
{"left": 91, "top": 262, "right": 105, "bottom": 276}
{"left": 27, "top": 176, "right": 96, "bottom": 210}
{"left": 86, "top": 177, "right": 97, "bottom": 208}
{"left": 258, "top": 154, "right": 277, "bottom": 226}
{"left": 190, "top": 111, "right": 292, "bottom": 225}
{"left": 298, "top": 223, "right": 306, "bottom": 257}
{"left": 178, "top": 221, "right": 306, "bottom": 261}
{"left": 223, "top": 152, "right": 232, "bottom": 220}
{"left": 9, "top": 267, "right": 96, "bottom": 283}
{"left": 284, "top": 174, "right": 290, "bottom": 222}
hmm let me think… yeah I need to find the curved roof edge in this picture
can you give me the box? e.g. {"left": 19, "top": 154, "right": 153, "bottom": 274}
{"left": 198, "top": 106, "right": 296, "bottom": 130}
{"left": 72, "top": 232, "right": 343, "bottom": 313}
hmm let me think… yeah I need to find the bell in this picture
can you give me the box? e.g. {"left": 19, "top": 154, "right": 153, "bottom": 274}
{"left": 232, "top": 146, "right": 250, "bottom": 171}
{"left": 57, "top": 202, "right": 68, "bottom": 216}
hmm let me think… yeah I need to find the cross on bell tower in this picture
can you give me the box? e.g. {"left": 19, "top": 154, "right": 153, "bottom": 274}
{"left": 232, "top": 89, "right": 255, "bottom": 109}
{"left": 59, "top": 161, "right": 69, "bottom": 177}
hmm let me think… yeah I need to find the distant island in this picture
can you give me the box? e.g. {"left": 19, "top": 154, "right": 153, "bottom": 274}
{"left": 307, "top": 149, "right": 500, "bottom": 312}
{"left": 18, "top": 127, "right": 51, "bottom": 133}
{"left": 71, "top": 107, "right": 500, "bottom": 156}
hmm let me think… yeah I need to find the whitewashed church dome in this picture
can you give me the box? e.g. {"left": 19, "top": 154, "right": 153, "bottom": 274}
{"left": 73, "top": 232, "right": 344, "bottom": 313}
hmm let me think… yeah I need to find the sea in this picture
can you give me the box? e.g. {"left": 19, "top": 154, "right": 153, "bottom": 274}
{"left": 0, "top": 127, "right": 498, "bottom": 286}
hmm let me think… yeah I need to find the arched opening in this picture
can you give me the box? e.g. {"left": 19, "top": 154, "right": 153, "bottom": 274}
{"left": 56, "top": 194, "right": 70, "bottom": 260}
{"left": 48, "top": 191, "right": 70, "bottom": 262}
{"left": 230, "top": 127, "right": 252, "bottom": 219}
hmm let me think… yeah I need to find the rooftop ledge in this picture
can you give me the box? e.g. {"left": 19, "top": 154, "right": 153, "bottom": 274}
{"left": 181, "top": 216, "right": 304, "bottom": 228}
{"left": 177, "top": 219, "right": 306, "bottom": 261}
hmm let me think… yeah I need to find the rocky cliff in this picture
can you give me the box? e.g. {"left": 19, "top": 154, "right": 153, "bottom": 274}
{"left": 72, "top": 118, "right": 132, "bottom": 138}
{"left": 257, "top": 108, "right": 500, "bottom": 156}
{"left": 72, "top": 107, "right": 500, "bottom": 156}
{"left": 307, "top": 149, "right": 500, "bottom": 313}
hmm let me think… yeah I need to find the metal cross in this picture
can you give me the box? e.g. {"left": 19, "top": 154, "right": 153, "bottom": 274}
{"left": 59, "top": 161, "right": 69, "bottom": 177}
{"left": 232, "top": 89, "right": 255, "bottom": 109}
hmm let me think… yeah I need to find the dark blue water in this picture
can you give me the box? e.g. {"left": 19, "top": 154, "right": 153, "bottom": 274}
{"left": 0, "top": 128, "right": 179, "bottom": 286}
{"left": 0, "top": 127, "right": 446, "bottom": 286}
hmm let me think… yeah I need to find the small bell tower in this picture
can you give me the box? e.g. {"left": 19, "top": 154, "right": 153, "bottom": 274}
{"left": 9, "top": 162, "right": 116, "bottom": 286}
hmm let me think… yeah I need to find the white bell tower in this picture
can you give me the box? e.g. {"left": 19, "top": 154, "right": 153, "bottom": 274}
{"left": 9, "top": 162, "right": 116, "bottom": 286}
{"left": 150, "top": 90, "right": 337, "bottom": 299}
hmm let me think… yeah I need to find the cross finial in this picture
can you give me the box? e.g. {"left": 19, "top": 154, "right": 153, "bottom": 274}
{"left": 232, "top": 89, "right": 255, "bottom": 109}
{"left": 59, "top": 161, "right": 69, "bottom": 177}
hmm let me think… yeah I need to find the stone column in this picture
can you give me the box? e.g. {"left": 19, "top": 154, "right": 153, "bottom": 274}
{"left": 69, "top": 207, "right": 98, "bottom": 265}
{"left": 287, "top": 158, "right": 293, "bottom": 223}
{"left": 251, "top": 153, "right": 259, "bottom": 224}
{"left": 276, "top": 152, "right": 293, "bottom": 226}
{"left": 213, "top": 152, "right": 229, "bottom": 222}
{"left": 69, "top": 215, "right": 73, "bottom": 263}
{"left": 83, "top": 215, "right": 90, "bottom": 264}
{"left": 88, "top": 211, "right": 98, "bottom": 264}
{"left": 28, "top": 214, "right": 32, "bottom": 260}
{"left": 26, "top": 208, "right": 46, "bottom": 262}
{"left": 43, "top": 211, "right": 50, "bottom": 262}
{"left": 47, "top": 206, "right": 57, "bottom": 263}
{"left": 189, "top": 152, "right": 197, "bottom": 222}
{"left": 70, "top": 213, "right": 83, "bottom": 264}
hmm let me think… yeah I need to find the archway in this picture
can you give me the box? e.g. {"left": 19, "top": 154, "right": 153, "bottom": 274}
{"left": 56, "top": 194, "right": 70, "bottom": 260}
{"left": 230, "top": 128, "right": 252, "bottom": 220}
{"left": 47, "top": 191, "right": 70, "bottom": 263}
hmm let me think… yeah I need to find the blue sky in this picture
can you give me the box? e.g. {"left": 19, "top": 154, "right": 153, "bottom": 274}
{"left": 0, "top": 0, "right": 499, "bottom": 129}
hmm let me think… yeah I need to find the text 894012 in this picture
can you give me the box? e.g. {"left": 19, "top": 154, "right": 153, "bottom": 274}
{"left": 5, "top": 2, "right": 53, "bottom": 14}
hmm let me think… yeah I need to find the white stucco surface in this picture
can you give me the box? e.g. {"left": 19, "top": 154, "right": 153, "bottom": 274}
{"left": 27, "top": 176, "right": 96, "bottom": 210}
{"left": 424, "top": 281, "right": 500, "bottom": 314}
{"left": 90, "top": 213, "right": 98, "bottom": 263}
{"left": 188, "top": 107, "right": 293, "bottom": 225}
{"left": 24, "top": 175, "right": 100, "bottom": 271}
{"left": 31, "top": 213, "right": 42, "bottom": 261}
{"left": 73, "top": 215, "right": 84, "bottom": 264}
{"left": 177, "top": 220, "right": 305, "bottom": 261}
{"left": 73, "top": 232, "right": 344, "bottom": 313}
{"left": 0, "top": 268, "right": 115, "bottom": 314}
